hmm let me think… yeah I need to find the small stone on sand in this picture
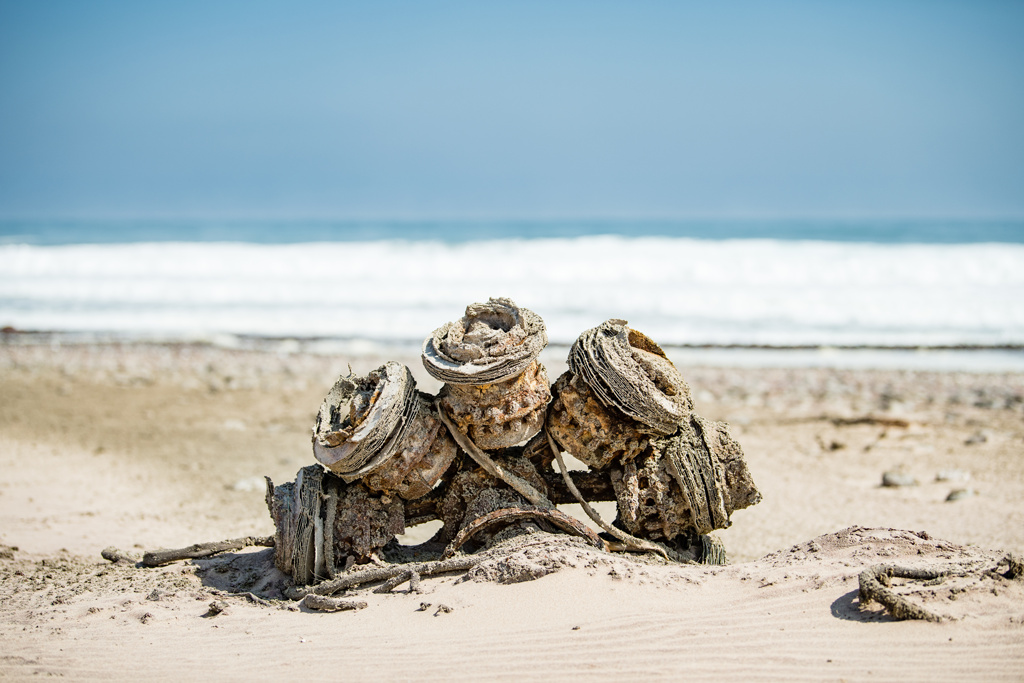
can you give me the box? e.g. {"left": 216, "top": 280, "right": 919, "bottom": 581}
{"left": 946, "top": 488, "right": 977, "bottom": 502}
{"left": 882, "top": 471, "right": 918, "bottom": 487}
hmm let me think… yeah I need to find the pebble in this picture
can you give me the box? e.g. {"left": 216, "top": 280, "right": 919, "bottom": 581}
{"left": 205, "top": 600, "right": 229, "bottom": 617}
{"left": 882, "top": 471, "right": 918, "bottom": 487}
{"left": 946, "top": 488, "right": 977, "bottom": 502}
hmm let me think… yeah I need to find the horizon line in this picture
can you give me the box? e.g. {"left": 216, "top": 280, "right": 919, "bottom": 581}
{"left": 3, "top": 215, "right": 1024, "bottom": 224}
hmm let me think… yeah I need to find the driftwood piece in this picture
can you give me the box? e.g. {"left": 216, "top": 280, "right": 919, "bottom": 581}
{"left": 302, "top": 594, "right": 368, "bottom": 612}
{"left": 265, "top": 465, "right": 328, "bottom": 581}
{"left": 268, "top": 469, "right": 405, "bottom": 580}
{"left": 436, "top": 404, "right": 554, "bottom": 509}
{"left": 312, "top": 555, "right": 484, "bottom": 596}
{"left": 322, "top": 482, "right": 339, "bottom": 579}
{"left": 442, "top": 505, "right": 604, "bottom": 559}
{"left": 289, "top": 466, "right": 324, "bottom": 585}
{"left": 547, "top": 429, "right": 669, "bottom": 559}
{"left": 141, "top": 536, "right": 274, "bottom": 567}
{"left": 858, "top": 564, "right": 954, "bottom": 622}
{"left": 372, "top": 568, "right": 424, "bottom": 594}
{"left": 101, "top": 547, "right": 140, "bottom": 564}
{"left": 832, "top": 416, "right": 910, "bottom": 428}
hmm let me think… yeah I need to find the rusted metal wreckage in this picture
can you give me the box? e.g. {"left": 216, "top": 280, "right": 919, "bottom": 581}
{"left": 264, "top": 298, "right": 762, "bottom": 587}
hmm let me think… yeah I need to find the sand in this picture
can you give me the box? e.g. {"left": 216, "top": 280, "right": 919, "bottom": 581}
{"left": 1, "top": 342, "right": 1023, "bottom": 681}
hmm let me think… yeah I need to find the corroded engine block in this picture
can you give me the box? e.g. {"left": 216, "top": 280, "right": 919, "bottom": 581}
{"left": 266, "top": 299, "right": 762, "bottom": 583}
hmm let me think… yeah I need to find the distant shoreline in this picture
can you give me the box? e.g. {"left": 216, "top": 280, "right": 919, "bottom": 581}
{"left": 3, "top": 327, "right": 1022, "bottom": 351}
{"left": 2, "top": 216, "right": 1023, "bottom": 246}
{"left": 4, "top": 329, "right": 1024, "bottom": 373}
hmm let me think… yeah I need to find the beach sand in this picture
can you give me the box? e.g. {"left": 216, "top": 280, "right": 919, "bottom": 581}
{"left": 1, "top": 342, "right": 1023, "bottom": 681}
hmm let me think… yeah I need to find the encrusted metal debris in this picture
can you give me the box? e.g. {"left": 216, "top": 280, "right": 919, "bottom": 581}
{"left": 552, "top": 319, "right": 761, "bottom": 548}
{"left": 312, "top": 361, "right": 419, "bottom": 481}
{"left": 427, "top": 298, "right": 552, "bottom": 449}
{"left": 422, "top": 297, "right": 548, "bottom": 385}
{"left": 266, "top": 299, "right": 762, "bottom": 588}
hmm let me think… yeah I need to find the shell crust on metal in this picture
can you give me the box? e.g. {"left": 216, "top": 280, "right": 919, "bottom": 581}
{"left": 312, "top": 361, "right": 419, "bottom": 482}
{"left": 438, "top": 359, "right": 551, "bottom": 449}
{"left": 422, "top": 297, "right": 548, "bottom": 385}
{"left": 568, "top": 320, "right": 692, "bottom": 436}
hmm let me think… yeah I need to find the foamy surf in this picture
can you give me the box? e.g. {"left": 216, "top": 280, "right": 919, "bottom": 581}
{"left": 1, "top": 236, "right": 1022, "bottom": 349}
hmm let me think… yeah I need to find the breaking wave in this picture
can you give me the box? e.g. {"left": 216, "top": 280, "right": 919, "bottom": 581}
{"left": 2, "top": 236, "right": 1023, "bottom": 348}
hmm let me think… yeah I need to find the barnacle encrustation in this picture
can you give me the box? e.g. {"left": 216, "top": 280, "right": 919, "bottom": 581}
{"left": 312, "top": 361, "right": 458, "bottom": 500}
{"left": 423, "top": 298, "right": 551, "bottom": 449}
{"left": 547, "top": 370, "right": 651, "bottom": 471}
{"left": 610, "top": 417, "right": 761, "bottom": 540}
{"left": 549, "top": 319, "right": 760, "bottom": 545}
{"left": 568, "top": 319, "right": 693, "bottom": 435}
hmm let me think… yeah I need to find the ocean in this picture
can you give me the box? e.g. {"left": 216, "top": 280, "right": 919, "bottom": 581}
{"left": 2, "top": 219, "right": 1023, "bottom": 370}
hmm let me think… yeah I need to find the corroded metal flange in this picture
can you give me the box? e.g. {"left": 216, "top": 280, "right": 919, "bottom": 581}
{"left": 313, "top": 363, "right": 459, "bottom": 498}
{"left": 568, "top": 320, "right": 693, "bottom": 436}
{"left": 361, "top": 392, "right": 459, "bottom": 500}
{"left": 421, "top": 297, "right": 548, "bottom": 385}
{"left": 312, "top": 361, "right": 418, "bottom": 482}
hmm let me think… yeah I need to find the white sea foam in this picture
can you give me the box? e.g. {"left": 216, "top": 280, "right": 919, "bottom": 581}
{"left": 1, "top": 237, "right": 1023, "bottom": 348}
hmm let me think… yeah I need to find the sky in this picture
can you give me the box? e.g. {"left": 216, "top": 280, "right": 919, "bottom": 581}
{"left": 0, "top": 1, "right": 1022, "bottom": 219}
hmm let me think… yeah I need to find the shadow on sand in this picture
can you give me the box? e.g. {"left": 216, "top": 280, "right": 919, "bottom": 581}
{"left": 192, "top": 548, "right": 290, "bottom": 599}
{"left": 830, "top": 589, "right": 897, "bottom": 623}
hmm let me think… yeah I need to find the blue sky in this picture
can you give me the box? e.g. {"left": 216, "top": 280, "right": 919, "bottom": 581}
{"left": 1, "top": 1, "right": 1022, "bottom": 219}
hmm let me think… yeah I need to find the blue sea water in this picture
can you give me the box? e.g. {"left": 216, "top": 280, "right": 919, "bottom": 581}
{"left": 1, "top": 218, "right": 1022, "bottom": 246}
